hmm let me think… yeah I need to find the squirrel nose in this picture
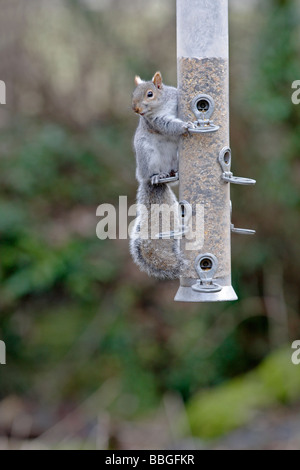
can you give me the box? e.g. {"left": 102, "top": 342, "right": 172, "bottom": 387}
{"left": 133, "top": 105, "right": 142, "bottom": 114}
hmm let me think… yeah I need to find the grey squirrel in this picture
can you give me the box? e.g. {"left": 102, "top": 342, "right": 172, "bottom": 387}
{"left": 130, "top": 71, "right": 193, "bottom": 280}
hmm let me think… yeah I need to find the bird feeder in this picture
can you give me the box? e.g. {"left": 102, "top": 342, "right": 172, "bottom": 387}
{"left": 175, "top": 0, "right": 255, "bottom": 303}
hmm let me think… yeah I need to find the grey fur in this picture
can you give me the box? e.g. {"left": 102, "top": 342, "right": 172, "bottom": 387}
{"left": 130, "top": 182, "right": 186, "bottom": 280}
{"left": 130, "top": 73, "right": 188, "bottom": 280}
{"left": 132, "top": 78, "right": 189, "bottom": 183}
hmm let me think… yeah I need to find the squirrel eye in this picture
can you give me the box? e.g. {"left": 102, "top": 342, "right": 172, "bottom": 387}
{"left": 147, "top": 91, "right": 154, "bottom": 98}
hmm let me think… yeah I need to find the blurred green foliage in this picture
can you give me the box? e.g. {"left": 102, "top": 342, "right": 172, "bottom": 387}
{"left": 188, "top": 347, "right": 300, "bottom": 439}
{"left": 0, "top": 0, "right": 299, "bottom": 443}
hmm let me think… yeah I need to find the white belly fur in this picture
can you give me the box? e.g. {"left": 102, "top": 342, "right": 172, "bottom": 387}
{"left": 148, "top": 134, "right": 178, "bottom": 174}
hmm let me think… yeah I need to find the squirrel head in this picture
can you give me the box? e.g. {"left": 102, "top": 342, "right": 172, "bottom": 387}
{"left": 132, "top": 72, "right": 164, "bottom": 117}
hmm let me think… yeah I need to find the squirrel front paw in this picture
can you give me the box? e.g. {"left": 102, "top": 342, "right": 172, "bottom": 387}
{"left": 151, "top": 173, "right": 169, "bottom": 185}
{"left": 187, "top": 121, "right": 197, "bottom": 130}
{"left": 182, "top": 121, "right": 196, "bottom": 136}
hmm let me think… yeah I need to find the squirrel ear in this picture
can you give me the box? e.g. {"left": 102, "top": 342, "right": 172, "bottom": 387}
{"left": 152, "top": 71, "right": 163, "bottom": 89}
{"left": 134, "top": 75, "right": 143, "bottom": 86}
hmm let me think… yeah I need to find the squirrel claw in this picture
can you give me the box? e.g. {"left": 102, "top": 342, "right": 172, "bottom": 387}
{"left": 151, "top": 174, "right": 160, "bottom": 185}
{"left": 151, "top": 173, "right": 170, "bottom": 185}
{"left": 182, "top": 122, "right": 196, "bottom": 137}
{"left": 187, "top": 121, "right": 197, "bottom": 130}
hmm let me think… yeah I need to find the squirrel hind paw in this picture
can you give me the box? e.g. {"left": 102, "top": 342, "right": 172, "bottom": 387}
{"left": 151, "top": 173, "right": 170, "bottom": 185}
{"left": 151, "top": 174, "right": 160, "bottom": 185}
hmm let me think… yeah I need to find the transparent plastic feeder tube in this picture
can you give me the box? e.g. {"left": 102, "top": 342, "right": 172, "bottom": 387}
{"left": 175, "top": 0, "right": 237, "bottom": 302}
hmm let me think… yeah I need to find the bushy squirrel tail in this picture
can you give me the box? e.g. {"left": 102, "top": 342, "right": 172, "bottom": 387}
{"left": 130, "top": 182, "right": 186, "bottom": 280}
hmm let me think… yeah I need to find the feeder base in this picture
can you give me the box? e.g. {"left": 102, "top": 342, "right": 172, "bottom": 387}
{"left": 174, "top": 285, "right": 237, "bottom": 303}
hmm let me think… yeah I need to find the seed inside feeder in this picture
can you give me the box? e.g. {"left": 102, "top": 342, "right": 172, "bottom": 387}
{"left": 177, "top": 57, "right": 231, "bottom": 282}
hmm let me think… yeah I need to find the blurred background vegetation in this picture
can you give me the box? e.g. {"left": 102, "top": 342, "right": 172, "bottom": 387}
{"left": 0, "top": 0, "right": 299, "bottom": 450}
